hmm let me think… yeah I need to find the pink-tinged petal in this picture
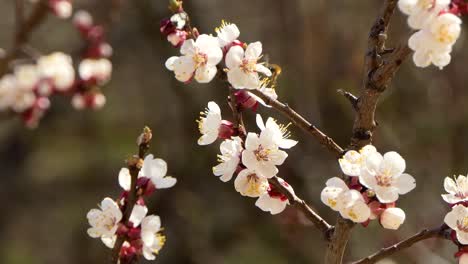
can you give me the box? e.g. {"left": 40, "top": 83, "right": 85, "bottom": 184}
{"left": 225, "top": 46, "right": 244, "bottom": 69}
{"left": 255, "top": 64, "right": 272, "bottom": 76}
{"left": 458, "top": 232, "right": 468, "bottom": 245}
{"left": 195, "top": 65, "right": 217, "bottom": 83}
{"left": 245, "top": 41, "right": 262, "bottom": 59}
{"left": 375, "top": 186, "right": 399, "bottom": 203}
{"left": 395, "top": 173, "right": 416, "bottom": 195}
{"left": 180, "top": 39, "right": 196, "bottom": 55}
{"left": 255, "top": 194, "right": 287, "bottom": 215}
{"left": 442, "top": 194, "right": 461, "bottom": 204}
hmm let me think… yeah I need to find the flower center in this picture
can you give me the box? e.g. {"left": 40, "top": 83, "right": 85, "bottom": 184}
{"left": 436, "top": 24, "right": 455, "bottom": 44}
{"left": 193, "top": 52, "right": 208, "bottom": 68}
{"left": 240, "top": 58, "right": 257, "bottom": 73}
{"left": 254, "top": 145, "right": 270, "bottom": 161}
{"left": 245, "top": 173, "right": 267, "bottom": 196}
{"left": 418, "top": 0, "right": 435, "bottom": 10}
{"left": 376, "top": 174, "right": 393, "bottom": 187}
{"left": 348, "top": 209, "right": 358, "bottom": 221}
{"left": 457, "top": 217, "right": 468, "bottom": 233}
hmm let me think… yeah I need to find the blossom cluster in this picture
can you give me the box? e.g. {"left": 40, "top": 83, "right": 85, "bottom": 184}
{"left": 0, "top": 9, "right": 112, "bottom": 127}
{"left": 321, "top": 145, "right": 416, "bottom": 228}
{"left": 48, "top": 0, "right": 73, "bottom": 19}
{"left": 199, "top": 105, "right": 298, "bottom": 214}
{"left": 87, "top": 131, "right": 176, "bottom": 262}
{"left": 442, "top": 175, "right": 468, "bottom": 262}
{"left": 398, "top": 0, "right": 464, "bottom": 69}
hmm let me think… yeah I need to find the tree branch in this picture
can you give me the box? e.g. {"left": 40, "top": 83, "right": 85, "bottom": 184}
{"left": 269, "top": 176, "right": 334, "bottom": 239}
{"left": 351, "top": 225, "right": 451, "bottom": 264}
{"left": 249, "top": 89, "right": 344, "bottom": 158}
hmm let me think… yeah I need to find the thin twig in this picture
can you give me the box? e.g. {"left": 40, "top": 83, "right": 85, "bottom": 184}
{"left": 351, "top": 225, "right": 451, "bottom": 264}
{"left": 269, "top": 176, "right": 333, "bottom": 239}
{"left": 249, "top": 89, "right": 344, "bottom": 158}
{"left": 337, "top": 89, "right": 359, "bottom": 111}
{"left": 228, "top": 87, "right": 247, "bottom": 139}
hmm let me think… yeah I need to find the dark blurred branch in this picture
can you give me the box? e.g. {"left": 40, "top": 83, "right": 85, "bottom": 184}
{"left": 249, "top": 89, "right": 344, "bottom": 158}
{"left": 269, "top": 177, "right": 333, "bottom": 239}
{"left": 0, "top": 0, "right": 49, "bottom": 76}
{"left": 112, "top": 128, "right": 152, "bottom": 263}
{"left": 351, "top": 225, "right": 451, "bottom": 264}
{"left": 325, "top": 0, "right": 409, "bottom": 263}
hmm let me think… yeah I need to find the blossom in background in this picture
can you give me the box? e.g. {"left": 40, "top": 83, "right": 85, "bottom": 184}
{"left": 216, "top": 21, "right": 240, "bottom": 48}
{"left": 256, "top": 114, "right": 297, "bottom": 149}
{"left": 165, "top": 34, "right": 223, "bottom": 83}
{"left": 460, "top": 253, "right": 468, "bottom": 264}
{"left": 242, "top": 131, "right": 288, "bottom": 178}
{"left": 87, "top": 197, "right": 122, "bottom": 247}
{"left": 213, "top": 137, "right": 243, "bottom": 182}
{"left": 444, "top": 204, "right": 468, "bottom": 244}
{"left": 360, "top": 151, "right": 416, "bottom": 203}
{"left": 339, "top": 189, "right": 371, "bottom": 223}
{"left": 398, "top": 0, "right": 450, "bottom": 29}
{"left": 442, "top": 175, "right": 468, "bottom": 204}
{"left": 380, "top": 207, "right": 406, "bottom": 230}
{"left": 234, "top": 168, "right": 269, "bottom": 197}
{"left": 255, "top": 178, "right": 292, "bottom": 215}
{"left": 119, "top": 155, "right": 177, "bottom": 191}
{"left": 79, "top": 58, "right": 113, "bottom": 85}
{"left": 0, "top": 75, "right": 16, "bottom": 110}
{"left": 141, "top": 215, "right": 166, "bottom": 260}
{"left": 226, "top": 41, "right": 272, "bottom": 89}
{"left": 321, "top": 177, "right": 350, "bottom": 212}
{"left": 48, "top": 0, "right": 73, "bottom": 19}
{"left": 37, "top": 52, "right": 75, "bottom": 91}
{"left": 339, "top": 145, "right": 377, "bottom": 177}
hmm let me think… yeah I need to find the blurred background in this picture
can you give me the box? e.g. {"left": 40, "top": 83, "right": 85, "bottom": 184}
{"left": 0, "top": 0, "right": 467, "bottom": 263}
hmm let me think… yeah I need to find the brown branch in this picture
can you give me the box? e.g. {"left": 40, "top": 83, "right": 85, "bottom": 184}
{"left": 351, "top": 225, "right": 451, "bottom": 264}
{"left": 228, "top": 87, "right": 247, "bottom": 139}
{"left": 325, "top": 0, "right": 409, "bottom": 263}
{"left": 249, "top": 89, "right": 344, "bottom": 158}
{"left": 337, "top": 89, "right": 359, "bottom": 111}
{"left": 269, "top": 176, "right": 333, "bottom": 239}
{"left": 111, "top": 128, "right": 152, "bottom": 263}
{"left": 0, "top": 0, "right": 49, "bottom": 76}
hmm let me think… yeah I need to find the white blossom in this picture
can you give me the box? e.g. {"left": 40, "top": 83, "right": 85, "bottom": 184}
{"left": 79, "top": 58, "right": 112, "bottom": 84}
{"left": 460, "top": 253, "right": 468, "bottom": 264}
{"left": 234, "top": 168, "right": 269, "bottom": 197}
{"left": 197, "top": 101, "right": 222, "bottom": 145}
{"left": 398, "top": 0, "right": 451, "bottom": 29}
{"left": 14, "top": 64, "right": 39, "bottom": 91}
{"left": 213, "top": 136, "right": 243, "bottom": 182}
{"left": 165, "top": 34, "right": 223, "bottom": 83}
{"left": 216, "top": 21, "right": 240, "bottom": 47}
{"left": 0, "top": 75, "right": 17, "bottom": 110}
{"left": 119, "top": 155, "right": 176, "bottom": 190}
{"left": 256, "top": 114, "right": 297, "bottom": 149}
{"left": 226, "top": 41, "right": 272, "bottom": 89}
{"left": 320, "top": 177, "right": 349, "bottom": 212}
{"left": 442, "top": 175, "right": 468, "bottom": 204}
{"left": 339, "top": 145, "right": 377, "bottom": 177}
{"left": 37, "top": 52, "right": 75, "bottom": 91}
{"left": 339, "top": 190, "right": 371, "bottom": 223}
{"left": 141, "top": 215, "right": 166, "bottom": 260}
{"left": 380, "top": 207, "right": 406, "bottom": 230}
{"left": 242, "top": 131, "right": 288, "bottom": 178}
{"left": 360, "top": 151, "right": 416, "bottom": 203}
{"left": 444, "top": 204, "right": 468, "bottom": 245}
{"left": 86, "top": 197, "right": 122, "bottom": 246}
{"left": 255, "top": 178, "right": 292, "bottom": 215}
{"left": 52, "top": 0, "right": 73, "bottom": 19}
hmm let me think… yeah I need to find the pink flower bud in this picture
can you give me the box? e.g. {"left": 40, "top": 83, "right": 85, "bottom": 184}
{"left": 127, "top": 227, "right": 141, "bottom": 240}
{"left": 380, "top": 207, "right": 405, "bottom": 230}
{"left": 160, "top": 19, "right": 176, "bottom": 36}
{"left": 234, "top": 90, "right": 259, "bottom": 111}
{"left": 167, "top": 30, "right": 187, "bottom": 47}
{"left": 49, "top": 0, "right": 72, "bottom": 19}
{"left": 86, "top": 25, "right": 105, "bottom": 42}
{"left": 73, "top": 10, "right": 93, "bottom": 33}
{"left": 116, "top": 223, "right": 129, "bottom": 236}
{"left": 267, "top": 183, "right": 288, "bottom": 202}
{"left": 218, "top": 120, "right": 235, "bottom": 139}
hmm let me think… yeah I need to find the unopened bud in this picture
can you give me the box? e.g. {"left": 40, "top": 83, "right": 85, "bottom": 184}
{"left": 218, "top": 120, "right": 235, "bottom": 139}
{"left": 167, "top": 30, "right": 187, "bottom": 47}
{"left": 234, "top": 90, "right": 258, "bottom": 111}
{"left": 137, "top": 127, "right": 153, "bottom": 146}
{"left": 380, "top": 207, "right": 405, "bottom": 230}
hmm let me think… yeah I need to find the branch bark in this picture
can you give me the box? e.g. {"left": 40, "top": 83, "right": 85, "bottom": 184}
{"left": 351, "top": 225, "right": 451, "bottom": 264}
{"left": 269, "top": 176, "right": 333, "bottom": 239}
{"left": 249, "top": 89, "right": 344, "bottom": 158}
{"left": 325, "top": 0, "right": 410, "bottom": 263}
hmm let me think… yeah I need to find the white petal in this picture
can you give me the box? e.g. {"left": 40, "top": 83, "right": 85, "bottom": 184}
{"left": 195, "top": 65, "right": 217, "bottom": 83}
{"left": 255, "top": 194, "right": 287, "bottom": 215}
{"left": 234, "top": 169, "right": 268, "bottom": 197}
{"left": 165, "top": 56, "right": 179, "bottom": 71}
{"left": 326, "top": 177, "right": 349, "bottom": 190}
{"left": 380, "top": 207, "right": 406, "bottom": 230}
{"left": 129, "top": 204, "right": 148, "bottom": 227}
{"left": 255, "top": 64, "right": 272, "bottom": 76}
{"left": 153, "top": 176, "right": 177, "bottom": 189}
{"left": 278, "top": 139, "right": 298, "bottom": 149}
{"left": 269, "top": 150, "right": 288, "bottom": 165}
{"left": 256, "top": 114, "right": 266, "bottom": 131}
{"left": 381, "top": 151, "right": 406, "bottom": 177}
{"left": 396, "top": 173, "right": 416, "bottom": 195}
{"left": 375, "top": 186, "right": 399, "bottom": 203}
{"left": 244, "top": 133, "right": 260, "bottom": 151}
{"left": 101, "top": 235, "right": 116, "bottom": 248}
{"left": 359, "top": 168, "right": 378, "bottom": 189}
{"left": 180, "top": 39, "right": 196, "bottom": 55}
{"left": 118, "top": 168, "right": 131, "bottom": 191}
{"left": 245, "top": 41, "right": 262, "bottom": 59}
{"left": 198, "top": 132, "right": 218, "bottom": 146}
{"left": 255, "top": 162, "right": 278, "bottom": 178}
{"left": 173, "top": 55, "right": 195, "bottom": 82}
{"left": 225, "top": 46, "right": 244, "bottom": 69}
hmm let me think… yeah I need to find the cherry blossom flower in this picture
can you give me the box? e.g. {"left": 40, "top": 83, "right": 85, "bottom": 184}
{"left": 398, "top": 0, "right": 451, "bottom": 29}
{"left": 87, "top": 197, "right": 122, "bottom": 246}
{"left": 119, "top": 155, "right": 176, "bottom": 191}
{"left": 321, "top": 177, "right": 349, "bottom": 212}
{"left": 234, "top": 168, "right": 269, "bottom": 197}
{"left": 380, "top": 207, "right": 406, "bottom": 230}
{"left": 216, "top": 21, "right": 240, "bottom": 48}
{"left": 14, "top": 64, "right": 39, "bottom": 91}
{"left": 141, "top": 215, "right": 166, "bottom": 260}
{"left": 339, "top": 190, "right": 371, "bottom": 223}
{"left": 255, "top": 178, "right": 292, "bottom": 215}
{"left": 242, "top": 131, "right": 288, "bottom": 178}
{"left": 197, "top": 101, "right": 222, "bottom": 145}
{"left": 37, "top": 52, "right": 75, "bottom": 91}
{"left": 444, "top": 204, "right": 468, "bottom": 245}
{"left": 49, "top": 0, "right": 73, "bottom": 19}
{"left": 360, "top": 151, "right": 416, "bottom": 203}
{"left": 213, "top": 137, "right": 243, "bottom": 182}
{"left": 79, "top": 58, "right": 113, "bottom": 85}
{"left": 256, "top": 114, "right": 297, "bottom": 149}
{"left": 460, "top": 253, "right": 468, "bottom": 264}
{"left": 226, "top": 41, "right": 272, "bottom": 89}
{"left": 339, "top": 145, "right": 377, "bottom": 177}
{"left": 165, "top": 34, "right": 223, "bottom": 83}
{"left": 0, "top": 75, "right": 17, "bottom": 110}
{"left": 442, "top": 175, "right": 468, "bottom": 204}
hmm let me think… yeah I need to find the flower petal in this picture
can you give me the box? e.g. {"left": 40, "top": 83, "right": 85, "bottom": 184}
{"left": 225, "top": 46, "right": 244, "bottom": 69}
{"left": 396, "top": 173, "right": 416, "bottom": 195}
